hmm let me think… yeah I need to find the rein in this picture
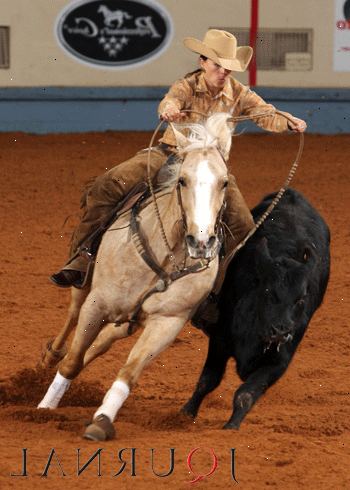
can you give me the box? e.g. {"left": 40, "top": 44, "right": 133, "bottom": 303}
{"left": 130, "top": 199, "right": 210, "bottom": 287}
{"left": 121, "top": 198, "right": 209, "bottom": 334}
{"left": 122, "top": 110, "right": 304, "bottom": 330}
{"left": 146, "top": 110, "right": 213, "bottom": 272}
{"left": 147, "top": 110, "right": 303, "bottom": 271}
{"left": 212, "top": 110, "right": 304, "bottom": 293}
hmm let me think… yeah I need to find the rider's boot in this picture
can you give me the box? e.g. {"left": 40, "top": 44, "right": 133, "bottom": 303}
{"left": 50, "top": 269, "right": 86, "bottom": 288}
{"left": 50, "top": 254, "right": 89, "bottom": 289}
{"left": 50, "top": 147, "right": 170, "bottom": 290}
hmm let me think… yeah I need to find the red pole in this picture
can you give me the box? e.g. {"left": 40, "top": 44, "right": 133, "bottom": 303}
{"left": 249, "top": 0, "right": 259, "bottom": 86}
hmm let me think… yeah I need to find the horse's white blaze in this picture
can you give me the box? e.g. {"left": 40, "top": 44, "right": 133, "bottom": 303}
{"left": 193, "top": 159, "right": 216, "bottom": 241}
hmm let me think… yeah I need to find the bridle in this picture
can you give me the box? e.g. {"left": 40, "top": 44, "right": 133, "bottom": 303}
{"left": 175, "top": 150, "right": 227, "bottom": 251}
{"left": 121, "top": 109, "right": 303, "bottom": 333}
{"left": 146, "top": 109, "right": 304, "bottom": 279}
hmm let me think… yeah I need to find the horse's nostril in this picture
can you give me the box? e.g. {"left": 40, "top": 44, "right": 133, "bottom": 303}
{"left": 207, "top": 236, "right": 216, "bottom": 249}
{"left": 186, "top": 235, "right": 197, "bottom": 248}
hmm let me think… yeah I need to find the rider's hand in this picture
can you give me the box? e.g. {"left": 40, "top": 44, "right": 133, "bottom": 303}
{"left": 288, "top": 117, "right": 307, "bottom": 132}
{"left": 160, "top": 104, "right": 186, "bottom": 122}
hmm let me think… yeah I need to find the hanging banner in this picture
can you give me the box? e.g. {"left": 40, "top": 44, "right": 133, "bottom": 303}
{"left": 56, "top": 0, "right": 173, "bottom": 69}
{"left": 334, "top": 0, "right": 350, "bottom": 71}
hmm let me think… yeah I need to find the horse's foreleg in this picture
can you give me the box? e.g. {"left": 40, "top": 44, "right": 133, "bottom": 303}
{"left": 83, "top": 322, "right": 133, "bottom": 367}
{"left": 37, "top": 294, "right": 105, "bottom": 409}
{"left": 41, "top": 287, "right": 89, "bottom": 368}
{"left": 84, "top": 314, "right": 188, "bottom": 440}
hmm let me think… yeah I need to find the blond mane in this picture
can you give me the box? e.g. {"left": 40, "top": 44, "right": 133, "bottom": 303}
{"left": 172, "top": 113, "right": 233, "bottom": 157}
{"left": 157, "top": 113, "right": 233, "bottom": 191}
{"left": 157, "top": 159, "right": 182, "bottom": 191}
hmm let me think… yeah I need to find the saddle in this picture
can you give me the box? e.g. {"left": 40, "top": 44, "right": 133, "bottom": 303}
{"left": 77, "top": 151, "right": 180, "bottom": 262}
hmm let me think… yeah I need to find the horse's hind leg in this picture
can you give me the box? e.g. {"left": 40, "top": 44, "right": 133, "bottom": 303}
{"left": 41, "top": 286, "right": 89, "bottom": 368}
{"left": 37, "top": 292, "right": 105, "bottom": 409}
{"left": 84, "top": 314, "right": 188, "bottom": 441}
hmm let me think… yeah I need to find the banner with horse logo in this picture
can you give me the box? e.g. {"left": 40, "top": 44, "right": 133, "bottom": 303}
{"left": 56, "top": 0, "right": 173, "bottom": 68}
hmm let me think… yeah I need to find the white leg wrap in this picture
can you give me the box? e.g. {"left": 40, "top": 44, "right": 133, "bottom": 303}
{"left": 37, "top": 371, "right": 72, "bottom": 409}
{"left": 94, "top": 380, "right": 130, "bottom": 422}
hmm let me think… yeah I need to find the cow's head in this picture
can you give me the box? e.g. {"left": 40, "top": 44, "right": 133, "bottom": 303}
{"left": 255, "top": 237, "right": 315, "bottom": 351}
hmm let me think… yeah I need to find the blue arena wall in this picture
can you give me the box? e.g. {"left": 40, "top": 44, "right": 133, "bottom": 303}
{"left": 0, "top": 87, "right": 349, "bottom": 134}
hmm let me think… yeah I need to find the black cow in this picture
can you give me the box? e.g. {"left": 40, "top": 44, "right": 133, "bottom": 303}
{"left": 183, "top": 188, "right": 330, "bottom": 429}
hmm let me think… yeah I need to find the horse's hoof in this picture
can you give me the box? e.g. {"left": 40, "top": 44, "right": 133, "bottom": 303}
{"left": 83, "top": 414, "right": 116, "bottom": 441}
{"left": 40, "top": 339, "right": 67, "bottom": 368}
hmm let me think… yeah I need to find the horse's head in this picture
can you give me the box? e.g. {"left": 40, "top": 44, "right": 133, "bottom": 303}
{"left": 172, "top": 113, "right": 232, "bottom": 260}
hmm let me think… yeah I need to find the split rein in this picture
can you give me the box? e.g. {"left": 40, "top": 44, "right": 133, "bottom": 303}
{"left": 118, "top": 110, "right": 303, "bottom": 332}
{"left": 146, "top": 109, "right": 304, "bottom": 274}
{"left": 219, "top": 110, "right": 304, "bottom": 284}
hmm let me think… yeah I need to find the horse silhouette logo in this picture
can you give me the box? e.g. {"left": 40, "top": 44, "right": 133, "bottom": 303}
{"left": 97, "top": 5, "right": 132, "bottom": 27}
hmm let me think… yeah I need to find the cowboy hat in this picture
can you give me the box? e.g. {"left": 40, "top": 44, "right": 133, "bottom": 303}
{"left": 183, "top": 29, "right": 253, "bottom": 72}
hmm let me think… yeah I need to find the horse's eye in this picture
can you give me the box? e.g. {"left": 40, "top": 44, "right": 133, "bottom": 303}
{"left": 223, "top": 180, "right": 228, "bottom": 189}
{"left": 178, "top": 177, "right": 186, "bottom": 187}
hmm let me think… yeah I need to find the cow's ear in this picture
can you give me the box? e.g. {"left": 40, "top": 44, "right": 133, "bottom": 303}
{"left": 255, "top": 237, "right": 273, "bottom": 276}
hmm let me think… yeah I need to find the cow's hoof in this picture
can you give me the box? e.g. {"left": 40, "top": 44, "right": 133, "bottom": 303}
{"left": 83, "top": 414, "right": 116, "bottom": 441}
{"left": 180, "top": 405, "right": 196, "bottom": 419}
{"left": 223, "top": 421, "right": 240, "bottom": 430}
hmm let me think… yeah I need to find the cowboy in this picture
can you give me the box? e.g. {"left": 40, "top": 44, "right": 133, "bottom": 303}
{"left": 51, "top": 29, "right": 306, "bottom": 323}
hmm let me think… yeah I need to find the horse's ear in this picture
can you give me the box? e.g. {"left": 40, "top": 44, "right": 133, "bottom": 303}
{"left": 206, "top": 113, "right": 233, "bottom": 160}
{"left": 171, "top": 123, "right": 190, "bottom": 150}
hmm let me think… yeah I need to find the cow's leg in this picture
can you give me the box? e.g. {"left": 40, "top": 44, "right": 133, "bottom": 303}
{"left": 37, "top": 292, "right": 105, "bottom": 409}
{"left": 181, "top": 336, "right": 229, "bottom": 418}
{"left": 84, "top": 314, "right": 187, "bottom": 441}
{"left": 224, "top": 359, "right": 289, "bottom": 430}
{"left": 41, "top": 287, "right": 89, "bottom": 368}
{"left": 83, "top": 322, "right": 138, "bottom": 367}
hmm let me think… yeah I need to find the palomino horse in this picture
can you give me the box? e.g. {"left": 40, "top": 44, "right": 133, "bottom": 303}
{"left": 37, "top": 113, "right": 232, "bottom": 441}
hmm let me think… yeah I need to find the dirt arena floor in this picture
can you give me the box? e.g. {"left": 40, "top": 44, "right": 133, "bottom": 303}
{"left": 0, "top": 130, "right": 349, "bottom": 489}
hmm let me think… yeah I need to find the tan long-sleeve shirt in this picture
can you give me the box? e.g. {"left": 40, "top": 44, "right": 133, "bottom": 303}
{"left": 158, "top": 70, "right": 290, "bottom": 146}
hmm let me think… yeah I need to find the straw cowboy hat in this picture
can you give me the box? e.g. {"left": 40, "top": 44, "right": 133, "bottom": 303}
{"left": 184, "top": 29, "right": 253, "bottom": 72}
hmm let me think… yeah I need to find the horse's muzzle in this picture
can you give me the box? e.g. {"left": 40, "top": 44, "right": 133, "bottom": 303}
{"left": 185, "top": 234, "right": 218, "bottom": 259}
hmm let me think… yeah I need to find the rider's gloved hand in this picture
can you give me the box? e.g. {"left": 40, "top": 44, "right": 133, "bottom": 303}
{"left": 160, "top": 103, "right": 186, "bottom": 122}
{"left": 287, "top": 117, "right": 307, "bottom": 133}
